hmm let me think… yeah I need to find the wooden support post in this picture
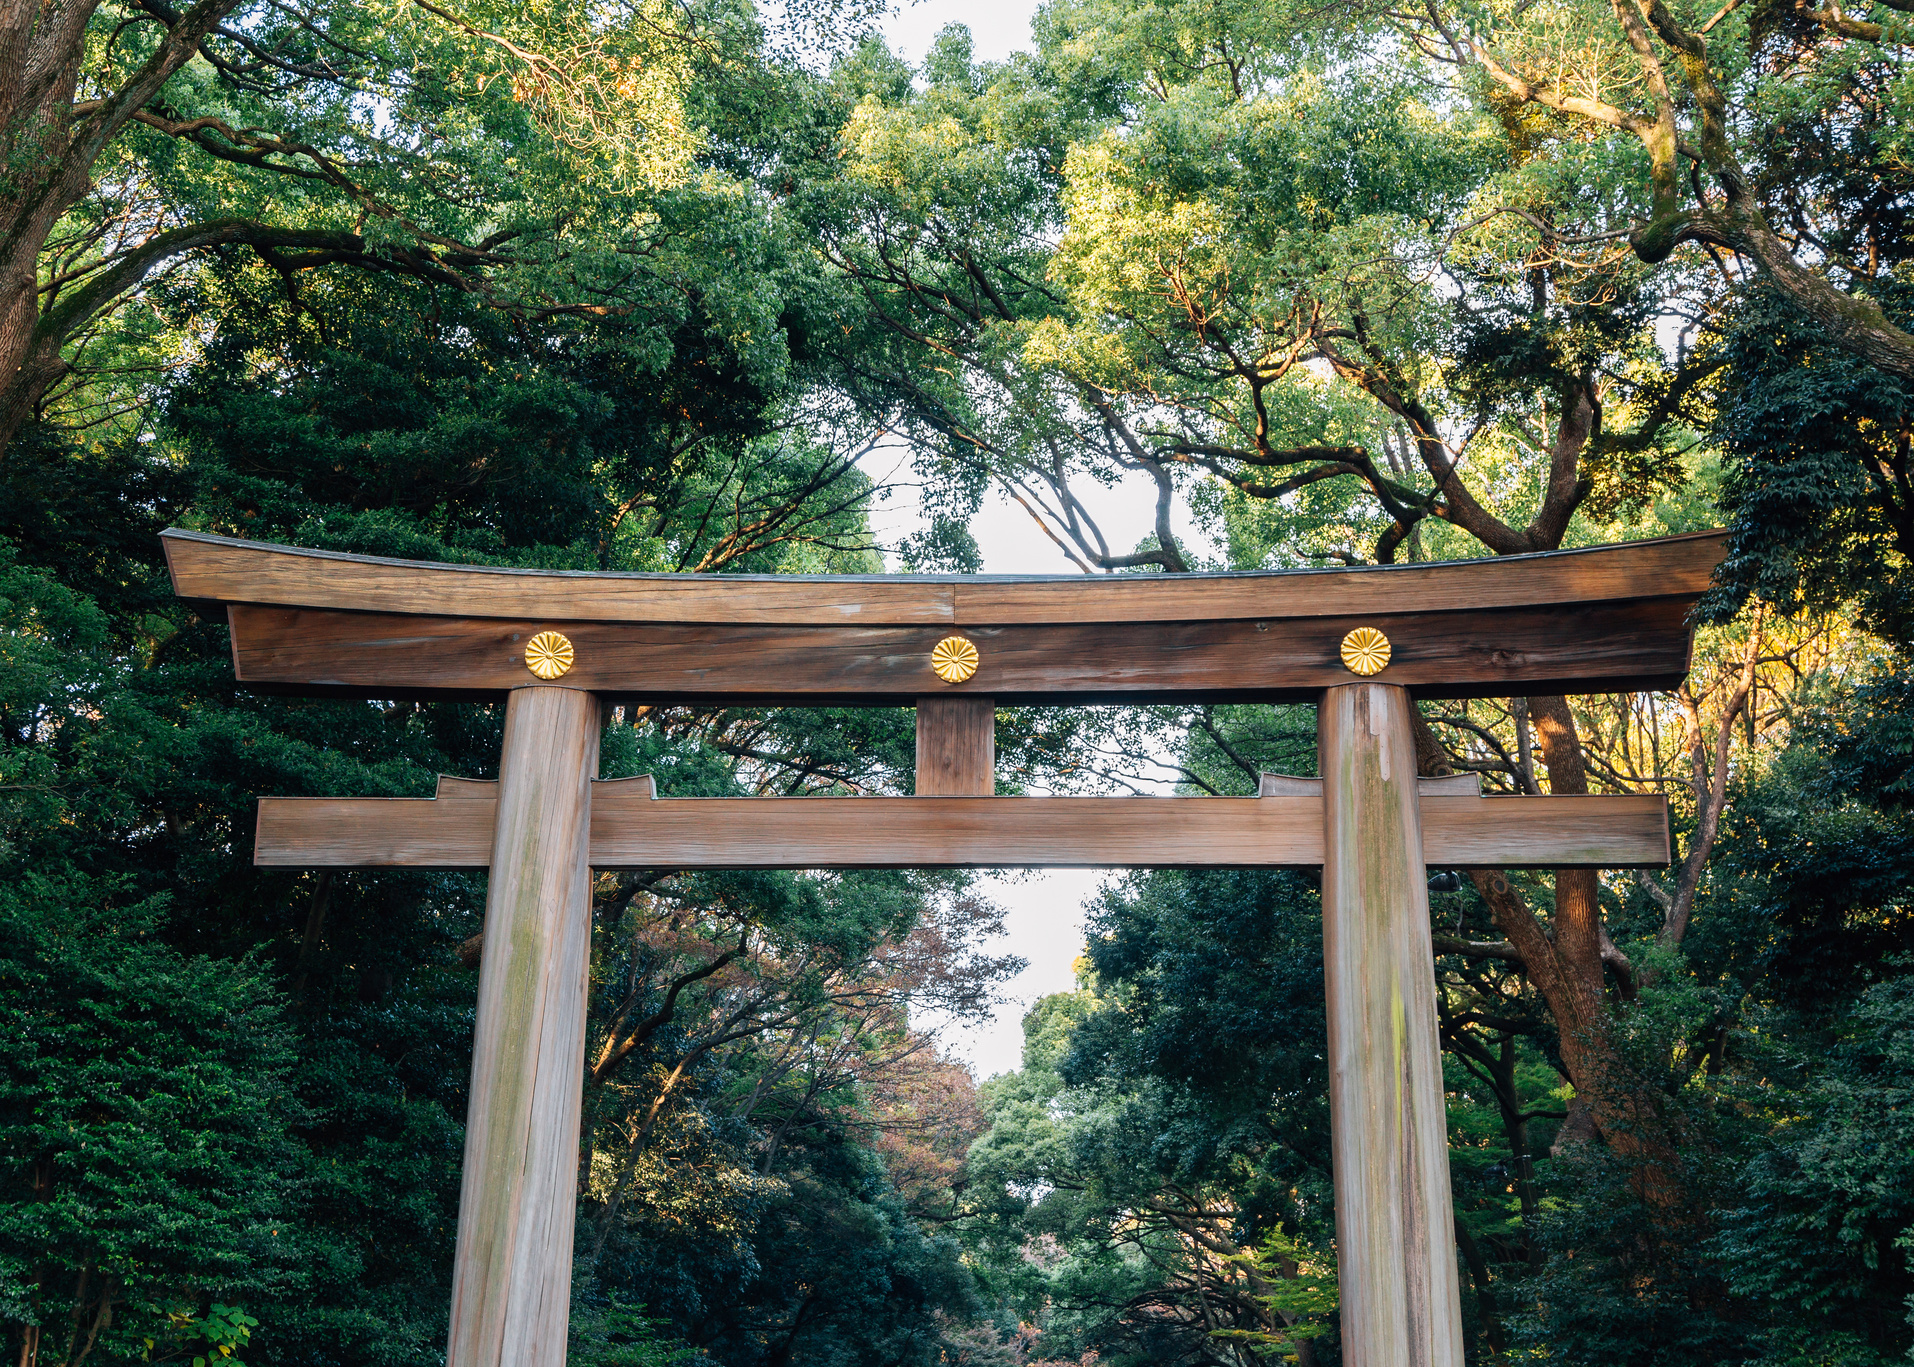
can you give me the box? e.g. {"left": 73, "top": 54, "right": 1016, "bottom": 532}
{"left": 448, "top": 686, "right": 602, "bottom": 1367}
{"left": 1319, "top": 682, "right": 1464, "bottom": 1367}
{"left": 915, "top": 696, "right": 995, "bottom": 795}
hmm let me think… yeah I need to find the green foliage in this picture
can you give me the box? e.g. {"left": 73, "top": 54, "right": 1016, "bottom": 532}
{"left": 1207, "top": 1229, "right": 1338, "bottom": 1359}
{"left": 1486, "top": 665, "right": 1914, "bottom": 1364}
{"left": 1709, "top": 283, "right": 1914, "bottom": 638}
{"left": 1710, "top": 666, "right": 1914, "bottom": 1011}
{"left": 1715, "top": 974, "right": 1914, "bottom": 1364}
{"left": 146, "top": 1303, "right": 260, "bottom": 1367}
{"left": 12, "top": 0, "right": 1914, "bottom": 1364}
{"left": 0, "top": 871, "right": 297, "bottom": 1365}
{"left": 570, "top": 1298, "right": 703, "bottom": 1365}
{"left": 2, "top": 22, "right": 996, "bottom": 1347}
{"left": 958, "top": 868, "right": 1340, "bottom": 1364}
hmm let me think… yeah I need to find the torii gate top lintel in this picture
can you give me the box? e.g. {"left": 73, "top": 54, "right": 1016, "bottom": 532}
{"left": 163, "top": 527, "right": 1726, "bottom": 704}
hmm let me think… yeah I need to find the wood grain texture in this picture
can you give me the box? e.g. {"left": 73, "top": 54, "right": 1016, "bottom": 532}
{"left": 1423, "top": 793, "right": 1668, "bottom": 867}
{"left": 225, "top": 596, "right": 1698, "bottom": 704}
{"left": 166, "top": 530, "right": 956, "bottom": 625}
{"left": 253, "top": 789, "right": 1668, "bottom": 869}
{"left": 257, "top": 796, "right": 498, "bottom": 866}
{"left": 1319, "top": 683, "right": 1465, "bottom": 1367}
{"left": 948, "top": 531, "right": 1724, "bottom": 623}
{"left": 916, "top": 697, "right": 995, "bottom": 795}
{"left": 592, "top": 795, "right": 1327, "bottom": 866}
{"left": 446, "top": 687, "right": 600, "bottom": 1367}
{"left": 165, "top": 527, "right": 1725, "bottom": 626}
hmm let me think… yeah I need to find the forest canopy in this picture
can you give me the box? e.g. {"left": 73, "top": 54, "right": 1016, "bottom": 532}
{"left": 2, "top": 0, "right": 1912, "bottom": 1362}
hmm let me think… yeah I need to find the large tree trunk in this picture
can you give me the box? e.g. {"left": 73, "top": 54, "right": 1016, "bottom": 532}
{"left": 1526, "top": 696, "right": 1682, "bottom": 1203}
{"left": 0, "top": 271, "right": 66, "bottom": 452}
{"left": 1417, "top": 700, "right": 1684, "bottom": 1208}
{"left": 0, "top": 0, "right": 243, "bottom": 452}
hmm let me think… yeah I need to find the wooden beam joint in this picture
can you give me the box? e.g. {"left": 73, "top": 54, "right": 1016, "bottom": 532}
{"left": 916, "top": 697, "right": 995, "bottom": 796}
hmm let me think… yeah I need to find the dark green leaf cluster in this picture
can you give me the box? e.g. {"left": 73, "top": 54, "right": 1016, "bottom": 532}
{"left": 1709, "top": 284, "right": 1914, "bottom": 637}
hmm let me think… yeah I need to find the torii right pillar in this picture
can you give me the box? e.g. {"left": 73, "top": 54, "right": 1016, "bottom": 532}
{"left": 1320, "top": 681, "right": 1464, "bottom": 1367}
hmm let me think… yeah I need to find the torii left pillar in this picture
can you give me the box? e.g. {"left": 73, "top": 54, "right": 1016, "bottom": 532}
{"left": 447, "top": 685, "right": 602, "bottom": 1367}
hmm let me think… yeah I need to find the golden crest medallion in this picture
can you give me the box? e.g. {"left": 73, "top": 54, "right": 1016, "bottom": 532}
{"left": 930, "top": 635, "right": 980, "bottom": 684}
{"left": 1339, "top": 627, "right": 1391, "bottom": 676}
{"left": 524, "top": 631, "right": 575, "bottom": 680}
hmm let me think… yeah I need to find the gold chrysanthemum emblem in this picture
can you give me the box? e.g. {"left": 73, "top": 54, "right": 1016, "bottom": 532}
{"left": 524, "top": 630, "right": 575, "bottom": 680}
{"left": 930, "top": 635, "right": 980, "bottom": 684}
{"left": 1339, "top": 627, "right": 1391, "bottom": 676}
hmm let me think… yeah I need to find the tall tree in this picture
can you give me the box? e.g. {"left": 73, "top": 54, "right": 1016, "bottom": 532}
{"left": 1406, "top": 0, "right": 1914, "bottom": 379}
{"left": 0, "top": 0, "right": 808, "bottom": 452}
{"left": 812, "top": 0, "right": 1726, "bottom": 1192}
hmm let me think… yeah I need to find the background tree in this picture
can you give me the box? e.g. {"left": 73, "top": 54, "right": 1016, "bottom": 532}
{"left": 813, "top": 0, "right": 1723, "bottom": 1226}
{"left": 0, "top": 9, "right": 1016, "bottom": 1355}
{"left": 799, "top": 11, "right": 1914, "bottom": 1359}
{"left": 1407, "top": 0, "right": 1914, "bottom": 379}
{"left": 0, "top": 0, "right": 835, "bottom": 451}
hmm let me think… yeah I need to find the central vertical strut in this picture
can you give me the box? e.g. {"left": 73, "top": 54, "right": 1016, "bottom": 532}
{"left": 915, "top": 696, "right": 996, "bottom": 796}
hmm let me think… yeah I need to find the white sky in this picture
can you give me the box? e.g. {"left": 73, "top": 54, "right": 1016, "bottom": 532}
{"left": 881, "top": 0, "right": 1046, "bottom": 65}
{"left": 928, "top": 867, "right": 1111, "bottom": 1077}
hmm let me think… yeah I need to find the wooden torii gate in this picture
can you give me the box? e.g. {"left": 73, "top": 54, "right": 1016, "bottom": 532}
{"left": 163, "top": 527, "right": 1725, "bottom": 1367}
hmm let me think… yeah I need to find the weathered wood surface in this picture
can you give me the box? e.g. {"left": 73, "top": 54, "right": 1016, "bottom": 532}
{"left": 1319, "top": 682, "right": 1465, "bottom": 1367}
{"left": 951, "top": 532, "right": 1723, "bottom": 624}
{"left": 166, "top": 530, "right": 956, "bottom": 625}
{"left": 223, "top": 596, "right": 1699, "bottom": 703}
{"left": 165, "top": 527, "right": 1725, "bottom": 625}
{"left": 916, "top": 697, "right": 996, "bottom": 795}
{"left": 446, "top": 687, "right": 600, "bottom": 1367}
{"left": 254, "top": 787, "right": 1667, "bottom": 869}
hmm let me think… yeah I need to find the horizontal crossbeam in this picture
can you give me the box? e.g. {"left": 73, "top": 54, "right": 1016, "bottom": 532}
{"left": 253, "top": 776, "right": 1668, "bottom": 870}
